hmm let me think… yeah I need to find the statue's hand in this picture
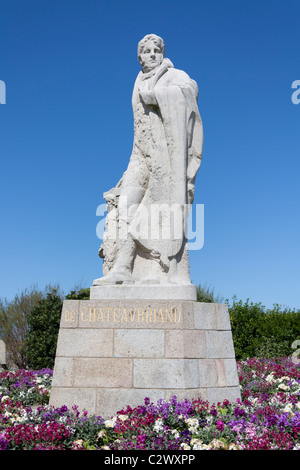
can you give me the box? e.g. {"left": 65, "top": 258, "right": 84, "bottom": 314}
{"left": 139, "top": 89, "right": 158, "bottom": 107}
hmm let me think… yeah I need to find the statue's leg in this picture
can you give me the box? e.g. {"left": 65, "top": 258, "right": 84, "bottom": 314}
{"left": 94, "top": 186, "right": 146, "bottom": 285}
{"left": 167, "top": 240, "right": 191, "bottom": 284}
{"left": 93, "top": 152, "right": 149, "bottom": 285}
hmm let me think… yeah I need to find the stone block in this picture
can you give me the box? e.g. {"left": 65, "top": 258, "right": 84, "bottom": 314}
{"left": 49, "top": 387, "right": 96, "bottom": 415}
{"left": 90, "top": 284, "right": 197, "bottom": 301}
{"left": 165, "top": 330, "right": 207, "bottom": 358}
{"left": 134, "top": 358, "right": 200, "bottom": 389}
{"left": 76, "top": 299, "right": 194, "bottom": 330}
{"left": 51, "top": 357, "right": 74, "bottom": 387}
{"left": 206, "top": 331, "right": 235, "bottom": 358}
{"left": 56, "top": 328, "right": 113, "bottom": 357}
{"left": 0, "top": 340, "right": 5, "bottom": 365}
{"left": 114, "top": 329, "right": 164, "bottom": 358}
{"left": 198, "top": 359, "right": 226, "bottom": 387}
{"left": 60, "top": 300, "right": 79, "bottom": 328}
{"left": 224, "top": 358, "right": 240, "bottom": 386}
{"left": 193, "top": 303, "right": 217, "bottom": 330}
{"left": 164, "top": 388, "right": 208, "bottom": 403}
{"left": 73, "top": 358, "right": 133, "bottom": 388}
{"left": 206, "top": 386, "right": 241, "bottom": 405}
{"left": 215, "top": 303, "right": 232, "bottom": 330}
{"left": 96, "top": 388, "right": 165, "bottom": 419}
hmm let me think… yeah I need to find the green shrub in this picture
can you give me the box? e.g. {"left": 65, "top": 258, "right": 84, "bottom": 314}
{"left": 65, "top": 287, "right": 90, "bottom": 300}
{"left": 0, "top": 287, "right": 44, "bottom": 368}
{"left": 196, "top": 284, "right": 223, "bottom": 303}
{"left": 227, "top": 297, "right": 300, "bottom": 360}
{"left": 25, "top": 288, "right": 63, "bottom": 369}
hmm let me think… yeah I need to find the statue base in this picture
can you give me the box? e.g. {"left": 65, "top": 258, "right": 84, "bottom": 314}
{"left": 49, "top": 298, "right": 241, "bottom": 418}
{"left": 90, "top": 283, "right": 197, "bottom": 300}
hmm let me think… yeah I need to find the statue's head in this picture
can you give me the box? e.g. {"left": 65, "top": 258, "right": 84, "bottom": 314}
{"left": 137, "top": 34, "right": 165, "bottom": 72}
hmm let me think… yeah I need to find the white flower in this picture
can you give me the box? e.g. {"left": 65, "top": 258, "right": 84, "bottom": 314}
{"left": 1, "top": 396, "right": 9, "bottom": 402}
{"left": 206, "top": 415, "right": 213, "bottom": 425}
{"left": 278, "top": 383, "right": 289, "bottom": 391}
{"left": 283, "top": 403, "right": 294, "bottom": 414}
{"left": 104, "top": 417, "right": 117, "bottom": 428}
{"left": 185, "top": 417, "right": 199, "bottom": 431}
{"left": 170, "top": 429, "right": 179, "bottom": 439}
{"left": 118, "top": 414, "right": 128, "bottom": 421}
{"left": 265, "top": 373, "right": 275, "bottom": 383}
{"left": 191, "top": 438, "right": 202, "bottom": 446}
{"left": 229, "top": 443, "right": 242, "bottom": 450}
{"left": 73, "top": 439, "right": 84, "bottom": 447}
{"left": 210, "top": 438, "right": 226, "bottom": 449}
{"left": 181, "top": 443, "right": 191, "bottom": 450}
{"left": 153, "top": 418, "right": 164, "bottom": 432}
{"left": 270, "top": 396, "right": 280, "bottom": 405}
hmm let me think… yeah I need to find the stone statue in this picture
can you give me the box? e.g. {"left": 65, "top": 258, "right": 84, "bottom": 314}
{"left": 93, "top": 34, "right": 203, "bottom": 286}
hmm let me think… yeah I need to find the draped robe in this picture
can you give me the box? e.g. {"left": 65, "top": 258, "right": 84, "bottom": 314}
{"left": 102, "top": 58, "right": 203, "bottom": 278}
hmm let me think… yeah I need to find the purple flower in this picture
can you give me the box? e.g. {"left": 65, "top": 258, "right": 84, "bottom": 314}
{"left": 216, "top": 420, "right": 225, "bottom": 431}
{"left": 266, "top": 414, "right": 279, "bottom": 426}
{"left": 277, "top": 414, "right": 290, "bottom": 427}
{"left": 234, "top": 406, "right": 246, "bottom": 418}
{"left": 0, "top": 431, "right": 9, "bottom": 451}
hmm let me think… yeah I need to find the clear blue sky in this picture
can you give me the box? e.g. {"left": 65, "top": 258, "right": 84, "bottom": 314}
{"left": 1, "top": 0, "right": 299, "bottom": 310}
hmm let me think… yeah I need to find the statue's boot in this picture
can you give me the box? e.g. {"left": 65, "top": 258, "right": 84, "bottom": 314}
{"left": 167, "top": 256, "right": 191, "bottom": 285}
{"left": 93, "top": 269, "right": 134, "bottom": 285}
{"left": 93, "top": 237, "right": 136, "bottom": 285}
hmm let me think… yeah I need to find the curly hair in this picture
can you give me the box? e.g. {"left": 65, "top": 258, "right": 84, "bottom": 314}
{"left": 137, "top": 34, "right": 165, "bottom": 62}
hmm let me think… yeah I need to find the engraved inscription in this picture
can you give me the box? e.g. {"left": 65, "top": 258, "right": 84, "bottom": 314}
{"left": 64, "top": 306, "right": 182, "bottom": 324}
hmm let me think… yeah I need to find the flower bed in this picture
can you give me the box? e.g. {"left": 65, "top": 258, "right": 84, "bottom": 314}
{"left": 0, "top": 357, "right": 299, "bottom": 450}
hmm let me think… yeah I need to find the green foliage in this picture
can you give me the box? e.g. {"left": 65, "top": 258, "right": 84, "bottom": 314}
{"left": 0, "top": 284, "right": 90, "bottom": 370}
{"left": 0, "top": 287, "right": 43, "bottom": 368}
{"left": 25, "top": 288, "right": 63, "bottom": 369}
{"left": 66, "top": 287, "right": 90, "bottom": 300}
{"left": 196, "top": 284, "right": 223, "bottom": 303}
{"left": 227, "top": 297, "right": 300, "bottom": 360}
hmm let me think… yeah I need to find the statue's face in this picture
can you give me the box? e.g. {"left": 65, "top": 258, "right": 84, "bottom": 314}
{"left": 139, "top": 40, "right": 163, "bottom": 72}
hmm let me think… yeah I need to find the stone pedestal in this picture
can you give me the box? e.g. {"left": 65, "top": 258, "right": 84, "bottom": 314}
{"left": 49, "top": 298, "right": 241, "bottom": 418}
{"left": 90, "top": 284, "right": 197, "bottom": 300}
{"left": 0, "top": 340, "right": 6, "bottom": 369}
